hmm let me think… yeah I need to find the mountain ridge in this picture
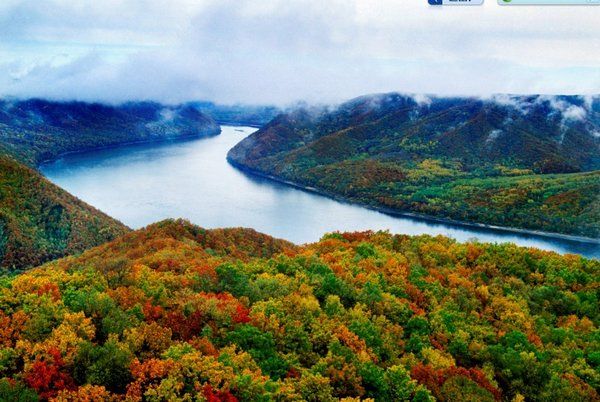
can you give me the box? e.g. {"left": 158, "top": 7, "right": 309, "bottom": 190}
{"left": 0, "top": 99, "right": 221, "bottom": 166}
{"left": 228, "top": 93, "right": 600, "bottom": 238}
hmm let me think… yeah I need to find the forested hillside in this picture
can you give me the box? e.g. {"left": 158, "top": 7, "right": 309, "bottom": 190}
{"left": 0, "top": 219, "right": 597, "bottom": 401}
{"left": 0, "top": 99, "right": 221, "bottom": 166}
{"left": 0, "top": 155, "right": 128, "bottom": 271}
{"left": 0, "top": 98, "right": 223, "bottom": 271}
{"left": 228, "top": 93, "right": 600, "bottom": 238}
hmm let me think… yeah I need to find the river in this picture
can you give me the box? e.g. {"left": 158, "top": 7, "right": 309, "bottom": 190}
{"left": 41, "top": 126, "right": 599, "bottom": 258}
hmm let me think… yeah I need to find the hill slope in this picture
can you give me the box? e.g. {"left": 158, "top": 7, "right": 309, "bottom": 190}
{"left": 0, "top": 98, "right": 221, "bottom": 270}
{"left": 0, "top": 155, "right": 128, "bottom": 270}
{"left": 0, "top": 219, "right": 598, "bottom": 401}
{"left": 0, "top": 99, "right": 221, "bottom": 166}
{"left": 228, "top": 93, "right": 600, "bottom": 238}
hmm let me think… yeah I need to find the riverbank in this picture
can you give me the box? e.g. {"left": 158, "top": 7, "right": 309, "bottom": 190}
{"left": 36, "top": 128, "right": 222, "bottom": 168}
{"left": 227, "top": 157, "right": 600, "bottom": 246}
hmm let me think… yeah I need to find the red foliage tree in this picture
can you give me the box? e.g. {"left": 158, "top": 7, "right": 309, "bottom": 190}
{"left": 143, "top": 301, "right": 164, "bottom": 321}
{"left": 36, "top": 282, "right": 61, "bottom": 301}
{"left": 24, "top": 347, "right": 75, "bottom": 399}
{"left": 233, "top": 304, "right": 250, "bottom": 324}
{"left": 411, "top": 363, "right": 501, "bottom": 401}
{"left": 202, "top": 384, "right": 238, "bottom": 402}
{"left": 163, "top": 310, "right": 205, "bottom": 340}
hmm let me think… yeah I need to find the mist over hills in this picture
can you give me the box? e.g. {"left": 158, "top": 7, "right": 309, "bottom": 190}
{"left": 189, "top": 101, "right": 281, "bottom": 127}
{"left": 0, "top": 98, "right": 222, "bottom": 271}
{"left": 0, "top": 99, "right": 221, "bottom": 166}
{"left": 228, "top": 93, "right": 600, "bottom": 237}
{"left": 230, "top": 93, "right": 600, "bottom": 173}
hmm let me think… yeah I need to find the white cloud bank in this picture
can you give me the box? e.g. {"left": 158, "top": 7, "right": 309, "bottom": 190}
{"left": 0, "top": 0, "right": 598, "bottom": 105}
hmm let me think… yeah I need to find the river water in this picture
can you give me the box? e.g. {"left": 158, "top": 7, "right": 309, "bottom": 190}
{"left": 41, "top": 126, "right": 599, "bottom": 258}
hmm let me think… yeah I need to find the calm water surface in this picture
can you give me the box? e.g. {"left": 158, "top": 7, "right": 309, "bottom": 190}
{"left": 41, "top": 126, "right": 599, "bottom": 258}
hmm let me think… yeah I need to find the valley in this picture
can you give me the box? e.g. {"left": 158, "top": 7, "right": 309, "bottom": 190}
{"left": 40, "top": 125, "right": 600, "bottom": 258}
{"left": 1, "top": 2, "right": 598, "bottom": 400}
{"left": 0, "top": 95, "right": 598, "bottom": 401}
{"left": 228, "top": 94, "right": 600, "bottom": 239}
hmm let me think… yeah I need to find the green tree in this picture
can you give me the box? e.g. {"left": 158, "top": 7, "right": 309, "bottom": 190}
{"left": 73, "top": 340, "right": 132, "bottom": 393}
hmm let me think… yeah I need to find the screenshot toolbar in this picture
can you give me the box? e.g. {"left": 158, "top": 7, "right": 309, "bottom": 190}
{"left": 429, "top": 0, "right": 599, "bottom": 5}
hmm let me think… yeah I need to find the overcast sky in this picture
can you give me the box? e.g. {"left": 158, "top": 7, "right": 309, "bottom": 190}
{"left": 0, "top": 0, "right": 598, "bottom": 105}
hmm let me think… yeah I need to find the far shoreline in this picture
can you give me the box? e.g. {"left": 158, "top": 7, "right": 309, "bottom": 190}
{"left": 227, "top": 157, "right": 600, "bottom": 247}
{"left": 36, "top": 128, "right": 223, "bottom": 169}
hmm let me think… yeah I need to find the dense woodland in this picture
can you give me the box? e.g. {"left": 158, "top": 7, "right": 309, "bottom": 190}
{"left": 0, "top": 219, "right": 598, "bottom": 401}
{"left": 0, "top": 95, "right": 598, "bottom": 401}
{"left": 0, "top": 98, "right": 223, "bottom": 271}
{"left": 0, "top": 99, "right": 220, "bottom": 166}
{"left": 228, "top": 93, "right": 600, "bottom": 238}
{"left": 0, "top": 155, "right": 129, "bottom": 271}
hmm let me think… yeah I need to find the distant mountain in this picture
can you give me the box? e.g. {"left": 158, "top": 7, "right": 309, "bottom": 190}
{"left": 230, "top": 94, "right": 600, "bottom": 173}
{"left": 0, "top": 98, "right": 222, "bottom": 270}
{"left": 0, "top": 154, "right": 128, "bottom": 271}
{"left": 0, "top": 99, "right": 221, "bottom": 166}
{"left": 188, "top": 101, "right": 280, "bottom": 127}
{"left": 229, "top": 93, "right": 600, "bottom": 238}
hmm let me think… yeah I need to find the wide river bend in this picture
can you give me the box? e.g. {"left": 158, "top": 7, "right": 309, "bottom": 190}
{"left": 41, "top": 126, "right": 599, "bottom": 258}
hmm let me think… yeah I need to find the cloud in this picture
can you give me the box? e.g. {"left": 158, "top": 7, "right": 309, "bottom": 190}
{"left": 537, "top": 95, "right": 588, "bottom": 121}
{"left": 486, "top": 129, "right": 503, "bottom": 147}
{"left": 562, "top": 105, "right": 587, "bottom": 121}
{"left": 581, "top": 95, "right": 598, "bottom": 111}
{"left": 412, "top": 94, "right": 433, "bottom": 107}
{"left": 488, "top": 95, "right": 533, "bottom": 114}
{"left": 0, "top": 0, "right": 598, "bottom": 105}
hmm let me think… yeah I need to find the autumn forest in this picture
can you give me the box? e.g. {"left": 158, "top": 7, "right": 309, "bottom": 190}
{"left": 0, "top": 95, "right": 598, "bottom": 401}
{"left": 0, "top": 220, "right": 598, "bottom": 401}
